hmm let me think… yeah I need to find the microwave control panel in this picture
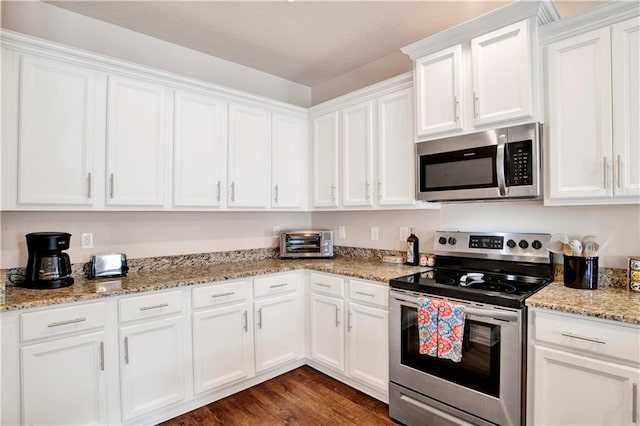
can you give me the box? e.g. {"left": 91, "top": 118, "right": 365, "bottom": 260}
{"left": 506, "top": 140, "right": 532, "bottom": 187}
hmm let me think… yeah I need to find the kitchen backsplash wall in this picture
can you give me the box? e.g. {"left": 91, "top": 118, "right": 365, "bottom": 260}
{"left": 0, "top": 211, "right": 312, "bottom": 269}
{"left": 312, "top": 202, "right": 640, "bottom": 269}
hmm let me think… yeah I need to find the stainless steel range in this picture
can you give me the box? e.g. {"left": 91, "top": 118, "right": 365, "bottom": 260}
{"left": 389, "top": 231, "right": 553, "bottom": 426}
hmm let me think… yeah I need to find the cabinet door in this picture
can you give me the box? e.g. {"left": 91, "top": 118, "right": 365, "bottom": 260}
{"left": 547, "top": 27, "right": 613, "bottom": 199}
{"left": 415, "top": 45, "right": 463, "bottom": 138}
{"left": 378, "top": 88, "right": 415, "bottom": 206}
{"left": 17, "top": 55, "right": 100, "bottom": 206}
{"left": 472, "top": 20, "right": 533, "bottom": 126}
{"left": 119, "top": 316, "right": 185, "bottom": 420}
{"left": 342, "top": 101, "right": 374, "bottom": 207}
{"left": 312, "top": 112, "right": 340, "bottom": 208}
{"left": 107, "top": 75, "right": 168, "bottom": 206}
{"left": 21, "top": 331, "right": 107, "bottom": 425}
{"left": 173, "top": 90, "right": 227, "bottom": 207}
{"left": 192, "top": 302, "right": 253, "bottom": 394}
{"left": 228, "top": 103, "right": 271, "bottom": 208}
{"left": 271, "top": 113, "right": 305, "bottom": 209}
{"left": 254, "top": 292, "right": 303, "bottom": 373}
{"left": 612, "top": 17, "right": 640, "bottom": 198}
{"left": 309, "top": 292, "right": 344, "bottom": 371}
{"left": 347, "top": 302, "right": 388, "bottom": 392}
{"left": 532, "top": 345, "right": 640, "bottom": 426}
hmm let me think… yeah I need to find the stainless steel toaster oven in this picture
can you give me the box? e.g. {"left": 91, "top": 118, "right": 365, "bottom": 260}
{"left": 280, "top": 231, "right": 333, "bottom": 258}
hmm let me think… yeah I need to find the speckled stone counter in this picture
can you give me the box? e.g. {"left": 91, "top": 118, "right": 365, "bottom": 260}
{"left": 526, "top": 281, "right": 640, "bottom": 325}
{"left": 1, "top": 257, "right": 425, "bottom": 312}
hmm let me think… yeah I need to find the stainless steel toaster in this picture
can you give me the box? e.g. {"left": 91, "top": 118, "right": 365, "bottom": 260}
{"left": 88, "top": 253, "right": 129, "bottom": 279}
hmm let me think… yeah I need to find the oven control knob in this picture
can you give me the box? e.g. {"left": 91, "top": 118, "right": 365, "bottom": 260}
{"left": 438, "top": 237, "right": 447, "bottom": 245}
{"left": 506, "top": 239, "right": 517, "bottom": 249}
{"left": 532, "top": 240, "right": 542, "bottom": 250}
{"left": 448, "top": 237, "right": 457, "bottom": 246}
{"left": 519, "top": 239, "right": 529, "bottom": 249}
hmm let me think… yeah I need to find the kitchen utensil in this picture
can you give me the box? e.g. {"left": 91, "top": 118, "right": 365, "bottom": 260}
{"left": 581, "top": 235, "right": 597, "bottom": 244}
{"left": 544, "top": 240, "right": 564, "bottom": 254}
{"left": 562, "top": 243, "right": 573, "bottom": 256}
{"left": 551, "top": 233, "right": 569, "bottom": 244}
{"left": 569, "top": 240, "right": 582, "bottom": 256}
{"left": 582, "top": 241, "right": 599, "bottom": 257}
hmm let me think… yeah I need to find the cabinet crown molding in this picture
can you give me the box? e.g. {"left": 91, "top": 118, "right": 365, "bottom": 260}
{"left": 401, "top": 1, "right": 558, "bottom": 60}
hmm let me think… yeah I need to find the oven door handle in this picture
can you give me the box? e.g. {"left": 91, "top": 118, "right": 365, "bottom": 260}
{"left": 392, "top": 296, "right": 518, "bottom": 323}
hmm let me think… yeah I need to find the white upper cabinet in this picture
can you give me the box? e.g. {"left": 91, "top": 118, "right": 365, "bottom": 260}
{"left": 415, "top": 45, "right": 463, "bottom": 138}
{"left": 312, "top": 112, "right": 340, "bottom": 208}
{"left": 15, "top": 55, "right": 103, "bottom": 206}
{"left": 106, "top": 75, "right": 169, "bottom": 207}
{"left": 545, "top": 14, "right": 639, "bottom": 204}
{"left": 173, "top": 90, "right": 227, "bottom": 208}
{"left": 271, "top": 113, "right": 306, "bottom": 209}
{"left": 227, "top": 103, "right": 271, "bottom": 208}
{"left": 377, "top": 88, "right": 415, "bottom": 206}
{"left": 342, "top": 101, "right": 374, "bottom": 207}
{"left": 471, "top": 20, "right": 533, "bottom": 126}
{"left": 612, "top": 17, "right": 640, "bottom": 198}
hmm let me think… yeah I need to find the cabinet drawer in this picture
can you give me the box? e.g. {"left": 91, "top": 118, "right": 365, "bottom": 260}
{"left": 192, "top": 280, "right": 248, "bottom": 309}
{"left": 21, "top": 302, "right": 106, "bottom": 342}
{"left": 349, "top": 279, "right": 389, "bottom": 308}
{"left": 309, "top": 272, "right": 344, "bottom": 297}
{"left": 119, "top": 290, "right": 183, "bottom": 323}
{"left": 254, "top": 273, "right": 299, "bottom": 298}
{"left": 533, "top": 310, "right": 640, "bottom": 364}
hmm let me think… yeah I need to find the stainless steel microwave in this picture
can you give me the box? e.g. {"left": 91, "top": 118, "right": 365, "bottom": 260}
{"left": 280, "top": 231, "right": 334, "bottom": 258}
{"left": 416, "top": 123, "right": 542, "bottom": 202}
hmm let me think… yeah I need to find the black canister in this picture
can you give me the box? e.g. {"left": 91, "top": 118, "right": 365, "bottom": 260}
{"left": 563, "top": 256, "right": 599, "bottom": 289}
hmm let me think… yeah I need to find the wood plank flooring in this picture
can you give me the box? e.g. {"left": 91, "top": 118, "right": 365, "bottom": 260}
{"left": 160, "top": 366, "right": 395, "bottom": 425}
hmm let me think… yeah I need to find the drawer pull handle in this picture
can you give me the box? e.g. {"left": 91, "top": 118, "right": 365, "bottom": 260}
{"left": 270, "top": 283, "right": 288, "bottom": 289}
{"left": 47, "top": 318, "right": 86, "bottom": 328}
{"left": 560, "top": 332, "right": 606, "bottom": 345}
{"left": 211, "top": 292, "right": 235, "bottom": 298}
{"left": 315, "top": 283, "right": 331, "bottom": 288}
{"left": 139, "top": 303, "right": 169, "bottom": 311}
{"left": 355, "top": 291, "right": 376, "bottom": 297}
{"left": 99, "top": 341, "right": 105, "bottom": 371}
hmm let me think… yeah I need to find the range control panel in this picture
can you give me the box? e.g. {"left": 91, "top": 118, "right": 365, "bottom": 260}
{"left": 434, "top": 231, "right": 551, "bottom": 263}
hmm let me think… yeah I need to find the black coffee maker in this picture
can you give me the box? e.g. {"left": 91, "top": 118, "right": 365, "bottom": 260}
{"left": 22, "top": 232, "right": 75, "bottom": 289}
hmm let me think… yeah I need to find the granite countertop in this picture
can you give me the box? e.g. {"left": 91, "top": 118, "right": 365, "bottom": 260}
{"left": 526, "top": 281, "right": 640, "bottom": 325}
{"left": 1, "top": 258, "right": 425, "bottom": 312}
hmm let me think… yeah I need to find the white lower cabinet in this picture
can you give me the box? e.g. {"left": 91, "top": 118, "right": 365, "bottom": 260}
{"left": 310, "top": 292, "right": 345, "bottom": 371}
{"left": 118, "top": 292, "right": 186, "bottom": 421}
{"left": 528, "top": 308, "right": 640, "bottom": 425}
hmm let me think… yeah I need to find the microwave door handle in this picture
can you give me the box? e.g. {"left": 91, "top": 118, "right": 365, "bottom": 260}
{"left": 497, "top": 136, "right": 507, "bottom": 197}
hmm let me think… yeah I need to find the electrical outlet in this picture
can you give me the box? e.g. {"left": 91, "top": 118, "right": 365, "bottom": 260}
{"left": 338, "top": 225, "right": 346, "bottom": 239}
{"left": 81, "top": 233, "right": 93, "bottom": 249}
{"left": 400, "top": 227, "right": 409, "bottom": 241}
{"left": 272, "top": 225, "right": 281, "bottom": 238}
{"left": 371, "top": 226, "right": 379, "bottom": 241}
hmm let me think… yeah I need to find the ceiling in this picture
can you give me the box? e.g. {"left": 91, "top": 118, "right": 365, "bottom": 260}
{"left": 45, "top": 0, "right": 606, "bottom": 87}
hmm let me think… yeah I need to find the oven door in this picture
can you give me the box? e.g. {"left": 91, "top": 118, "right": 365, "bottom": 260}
{"left": 389, "top": 289, "right": 524, "bottom": 426}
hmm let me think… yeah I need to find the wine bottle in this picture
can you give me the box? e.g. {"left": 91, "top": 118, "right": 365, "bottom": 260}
{"left": 406, "top": 227, "right": 419, "bottom": 266}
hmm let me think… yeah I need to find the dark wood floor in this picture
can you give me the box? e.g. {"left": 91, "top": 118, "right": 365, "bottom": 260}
{"left": 160, "top": 366, "right": 395, "bottom": 425}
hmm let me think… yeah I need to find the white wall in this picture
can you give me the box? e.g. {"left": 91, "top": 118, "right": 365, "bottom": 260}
{"left": 312, "top": 202, "right": 640, "bottom": 268}
{"left": 0, "top": 1, "right": 311, "bottom": 107}
{"left": 0, "top": 211, "right": 311, "bottom": 268}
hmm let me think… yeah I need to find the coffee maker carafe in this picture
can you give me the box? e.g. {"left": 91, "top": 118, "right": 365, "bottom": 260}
{"left": 22, "top": 232, "right": 74, "bottom": 289}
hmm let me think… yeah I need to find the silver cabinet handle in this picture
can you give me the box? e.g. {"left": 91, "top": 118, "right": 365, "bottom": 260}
{"left": 633, "top": 383, "right": 638, "bottom": 424}
{"left": 377, "top": 181, "right": 382, "bottom": 200}
{"left": 211, "top": 292, "right": 235, "bottom": 298}
{"left": 560, "top": 332, "right": 606, "bottom": 345}
{"left": 331, "top": 184, "right": 336, "bottom": 202}
{"left": 335, "top": 306, "right": 341, "bottom": 327}
{"left": 109, "top": 173, "right": 114, "bottom": 199}
{"left": 473, "top": 92, "right": 479, "bottom": 118}
{"left": 365, "top": 181, "right": 370, "bottom": 200}
{"left": 124, "top": 336, "right": 129, "bottom": 364}
{"left": 604, "top": 157, "right": 609, "bottom": 189}
{"left": 270, "top": 283, "right": 288, "bottom": 289}
{"left": 139, "top": 303, "right": 169, "bottom": 311}
{"left": 99, "top": 341, "right": 105, "bottom": 371}
{"left": 348, "top": 311, "right": 352, "bottom": 331}
{"left": 355, "top": 291, "right": 376, "bottom": 297}
{"left": 314, "top": 283, "right": 331, "bottom": 288}
{"left": 454, "top": 96, "right": 460, "bottom": 122}
{"left": 47, "top": 318, "right": 86, "bottom": 328}
{"left": 274, "top": 184, "right": 279, "bottom": 203}
{"left": 617, "top": 155, "right": 622, "bottom": 188}
{"left": 87, "top": 173, "right": 92, "bottom": 199}
{"left": 257, "top": 308, "right": 262, "bottom": 329}
{"left": 230, "top": 181, "right": 235, "bottom": 202}
{"left": 243, "top": 310, "right": 248, "bottom": 332}
{"left": 216, "top": 180, "right": 221, "bottom": 202}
